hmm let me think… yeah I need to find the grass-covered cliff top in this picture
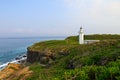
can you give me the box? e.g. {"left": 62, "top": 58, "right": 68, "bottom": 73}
{"left": 28, "top": 34, "right": 120, "bottom": 52}
{"left": 28, "top": 36, "right": 78, "bottom": 52}
{"left": 28, "top": 40, "right": 78, "bottom": 51}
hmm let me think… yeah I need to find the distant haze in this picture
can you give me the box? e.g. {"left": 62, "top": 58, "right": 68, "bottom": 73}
{"left": 0, "top": 0, "right": 120, "bottom": 37}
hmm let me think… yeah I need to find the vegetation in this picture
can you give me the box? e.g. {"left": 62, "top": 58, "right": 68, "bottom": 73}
{"left": 27, "top": 34, "right": 120, "bottom": 80}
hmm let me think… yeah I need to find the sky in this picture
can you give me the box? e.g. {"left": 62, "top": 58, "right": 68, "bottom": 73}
{"left": 0, "top": 0, "right": 120, "bottom": 37}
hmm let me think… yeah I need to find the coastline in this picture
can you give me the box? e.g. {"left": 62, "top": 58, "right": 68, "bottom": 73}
{"left": 0, "top": 54, "right": 27, "bottom": 71}
{"left": 0, "top": 36, "right": 66, "bottom": 71}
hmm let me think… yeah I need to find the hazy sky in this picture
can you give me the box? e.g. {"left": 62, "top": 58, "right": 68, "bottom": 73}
{"left": 0, "top": 0, "right": 120, "bottom": 37}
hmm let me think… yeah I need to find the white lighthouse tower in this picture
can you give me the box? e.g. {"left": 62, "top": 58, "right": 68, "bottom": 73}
{"left": 79, "top": 27, "right": 84, "bottom": 44}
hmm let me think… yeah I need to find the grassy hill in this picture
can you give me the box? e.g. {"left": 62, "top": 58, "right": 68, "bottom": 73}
{"left": 26, "top": 34, "right": 120, "bottom": 80}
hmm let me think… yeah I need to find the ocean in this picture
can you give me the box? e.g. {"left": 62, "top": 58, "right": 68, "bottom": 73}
{"left": 0, "top": 37, "right": 65, "bottom": 69}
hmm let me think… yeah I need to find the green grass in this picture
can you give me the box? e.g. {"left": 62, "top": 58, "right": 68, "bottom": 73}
{"left": 26, "top": 34, "right": 120, "bottom": 80}
{"left": 28, "top": 40, "right": 79, "bottom": 51}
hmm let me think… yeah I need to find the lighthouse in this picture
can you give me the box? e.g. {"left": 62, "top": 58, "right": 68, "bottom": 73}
{"left": 79, "top": 27, "right": 84, "bottom": 44}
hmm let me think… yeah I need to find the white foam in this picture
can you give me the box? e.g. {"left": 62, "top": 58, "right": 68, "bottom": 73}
{"left": 0, "top": 55, "right": 27, "bottom": 71}
{"left": 0, "top": 62, "right": 9, "bottom": 70}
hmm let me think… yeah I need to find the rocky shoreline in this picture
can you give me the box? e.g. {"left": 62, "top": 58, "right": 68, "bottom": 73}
{"left": 0, "top": 54, "right": 27, "bottom": 71}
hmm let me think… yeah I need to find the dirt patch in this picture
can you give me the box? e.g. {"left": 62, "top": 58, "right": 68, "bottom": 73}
{"left": 0, "top": 63, "right": 33, "bottom": 80}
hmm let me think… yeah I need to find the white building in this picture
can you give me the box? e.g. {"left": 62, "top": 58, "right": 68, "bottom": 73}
{"left": 78, "top": 27, "right": 100, "bottom": 44}
{"left": 79, "top": 27, "right": 84, "bottom": 44}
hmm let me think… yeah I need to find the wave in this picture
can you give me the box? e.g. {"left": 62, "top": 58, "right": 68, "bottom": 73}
{"left": 0, "top": 54, "right": 27, "bottom": 71}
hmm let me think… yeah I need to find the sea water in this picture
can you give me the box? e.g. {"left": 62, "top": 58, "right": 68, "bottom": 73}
{"left": 0, "top": 37, "right": 65, "bottom": 70}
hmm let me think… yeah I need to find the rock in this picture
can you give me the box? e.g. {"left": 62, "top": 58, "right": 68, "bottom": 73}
{"left": 15, "top": 57, "right": 21, "bottom": 60}
{"left": 40, "top": 57, "right": 49, "bottom": 64}
{"left": 23, "top": 55, "right": 27, "bottom": 57}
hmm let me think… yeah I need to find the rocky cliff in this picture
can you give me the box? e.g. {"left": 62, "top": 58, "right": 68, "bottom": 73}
{"left": 27, "top": 50, "right": 54, "bottom": 64}
{"left": 27, "top": 39, "right": 78, "bottom": 65}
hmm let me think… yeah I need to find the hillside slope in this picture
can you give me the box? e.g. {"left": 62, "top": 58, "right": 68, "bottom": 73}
{"left": 26, "top": 34, "right": 120, "bottom": 80}
{"left": 0, "top": 63, "right": 32, "bottom": 80}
